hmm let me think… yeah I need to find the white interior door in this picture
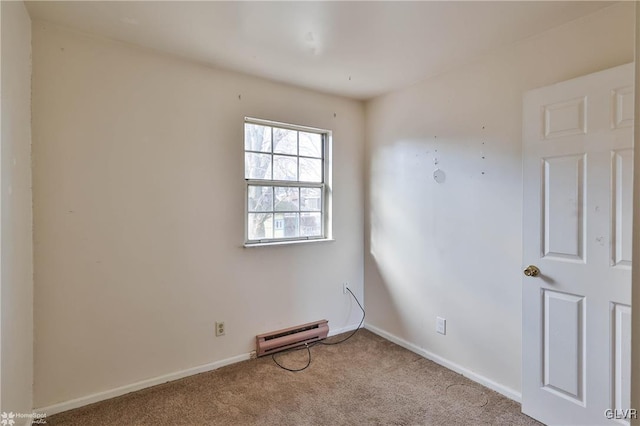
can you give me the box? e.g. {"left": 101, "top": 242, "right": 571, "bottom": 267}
{"left": 522, "top": 63, "right": 634, "bottom": 425}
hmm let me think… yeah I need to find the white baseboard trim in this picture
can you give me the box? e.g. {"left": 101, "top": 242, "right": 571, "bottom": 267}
{"left": 34, "top": 352, "right": 251, "bottom": 417}
{"left": 34, "top": 323, "right": 361, "bottom": 417}
{"left": 328, "top": 323, "right": 360, "bottom": 336}
{"left": 364, "top": 323, "right": 522, "bottom": 403}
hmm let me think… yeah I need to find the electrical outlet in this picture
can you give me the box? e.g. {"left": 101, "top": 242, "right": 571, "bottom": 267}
{"left": 436, "top": 317, "right": 446, "bottom": 335}
{"left": 215, "top": 321, "right": 225, "bottom": 336}
{"left": 250, "top": 350, "right": 257, "bottom": 359}
{"left": 343, "top": 282, "right": 349, "bottom": 294}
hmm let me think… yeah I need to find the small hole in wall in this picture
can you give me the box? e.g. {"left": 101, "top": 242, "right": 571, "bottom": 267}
{"left": 333, "top": 113, "right": 337, "bottom": 118}
{"left": 238, "top": 94, "right": 242, "bottom": 100}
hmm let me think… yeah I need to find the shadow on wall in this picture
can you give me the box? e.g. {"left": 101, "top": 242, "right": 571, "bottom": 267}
{"left": 366, "top": 138, "right": 522, "bottom": 365}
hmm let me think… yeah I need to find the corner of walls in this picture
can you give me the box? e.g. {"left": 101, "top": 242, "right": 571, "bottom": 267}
{"left": 363, "top": 1, "right": 634, "bottom": 397}
{"left": 0, "top": 0, "right": 34, "bottom": 420}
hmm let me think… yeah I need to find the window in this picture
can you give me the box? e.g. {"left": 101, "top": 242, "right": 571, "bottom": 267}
{"left": 244, "top": 118, "right": 330, "bottom": 245}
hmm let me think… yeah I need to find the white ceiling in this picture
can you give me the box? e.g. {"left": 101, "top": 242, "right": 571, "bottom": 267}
{"left": 26, "top": 1, "right": 615, "bottom": 100}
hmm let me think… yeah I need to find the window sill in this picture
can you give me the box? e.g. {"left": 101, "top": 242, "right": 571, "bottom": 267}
{"left": 243, "top": 238, "right": 335, "bottom": 248}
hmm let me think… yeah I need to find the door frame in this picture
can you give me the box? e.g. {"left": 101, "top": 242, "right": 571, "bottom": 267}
{"left": 630, "top": 5, "right": 640, "bottom": 421}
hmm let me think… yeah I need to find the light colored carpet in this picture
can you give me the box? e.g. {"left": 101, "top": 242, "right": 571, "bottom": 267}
{"left": 47, "top": 329, "right": 541, "bottom": 425}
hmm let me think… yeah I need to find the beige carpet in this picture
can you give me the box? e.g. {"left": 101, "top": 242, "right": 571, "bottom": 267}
{"left": 47, "top": 330, "right": 541, "bottom": 425}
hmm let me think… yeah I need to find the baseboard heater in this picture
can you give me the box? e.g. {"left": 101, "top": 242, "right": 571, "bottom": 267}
{"left": 256, "top": 319, "right": 329, "bottom": 357}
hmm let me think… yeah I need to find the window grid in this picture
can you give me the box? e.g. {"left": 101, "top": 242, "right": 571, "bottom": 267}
{"left": 244, "top": 118, "right": 328, "bottom": 244}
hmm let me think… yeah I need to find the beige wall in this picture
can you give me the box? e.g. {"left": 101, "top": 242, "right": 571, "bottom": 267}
{"left": 28, "top": 1, "right": 639, "bottom": 413}
{"left": 1, "top": 0, "right": 33, "bottom": 422}
{"left": 364, "top": 2, "right": 634, "bottom": 397}
{"left": 31, "top": 23, "right": 364, "bottom": 408}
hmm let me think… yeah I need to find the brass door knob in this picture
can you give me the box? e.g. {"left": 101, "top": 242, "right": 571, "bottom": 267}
{"left": 523, "top": 265, "right": 540, "bottom": 277}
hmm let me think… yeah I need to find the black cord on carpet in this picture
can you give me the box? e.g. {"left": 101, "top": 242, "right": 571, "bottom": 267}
{"left": 271, "top": 287, "right": 365, "bottom": 372}
{"left": 271, "top": 342, "right": 313, "bottom": 372}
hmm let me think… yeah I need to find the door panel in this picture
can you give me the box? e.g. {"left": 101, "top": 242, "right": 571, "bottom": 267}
{"left": 542, "top": 289, "right": 585, "bottom": 403}
{"left": 611, "top": 87, "right": 634, "bottom": 129}
{"left": 543, "top": 97, "right": 587, "bottom": 139}
{"left": 612, "top": 303, "right": 631, "bottom": 420}
{"left": 612, "top": 149, "right": 633, "bottom": 268}
{"left": 522, "top": 63, "right": 634, "bottom": 425}
{"left": 542, "top": 155, "right": 586, "bottom": 261}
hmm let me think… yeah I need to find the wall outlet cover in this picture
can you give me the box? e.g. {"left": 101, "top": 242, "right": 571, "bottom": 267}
{"left": 436, "top": 317, "right": 446, "bottom": 335}
{"left": 215, "top": 321, "right": 225, "bottom": 336}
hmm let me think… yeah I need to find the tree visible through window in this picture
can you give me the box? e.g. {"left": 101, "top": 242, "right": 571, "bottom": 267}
{"left": 244, "top": 119, "right": 328, "bottom": 243}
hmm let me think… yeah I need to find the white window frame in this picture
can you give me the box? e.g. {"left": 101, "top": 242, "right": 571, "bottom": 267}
{"left": 244, "top": 117, "right": 332, "bottom": 246}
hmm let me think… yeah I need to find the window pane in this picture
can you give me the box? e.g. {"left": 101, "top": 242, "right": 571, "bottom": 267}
{"left": 245, "top": 124, "right": 271, "bottom": 153}
{"left": 274, "top": 187, "right": 299, "bottom": 211}
{"left": 248, "top": 213, "right": 273, "bottom": 240}
{"left": 245, "top": 120, "right": 327, "bottom": 243}
{"left": 274, "top": 213, "right": 299, "bottom": 238}
{"left": 248, "top": 186, "right": 273, "bottom": 212}
{"left": 273, "top": 155, "right": 298, "bottom": 181}
{"left": 273, "top": 128, "right": 297, "bottom": 155}
{"left": 300, "top": 187, "right": 322, "bottom": 211}
{"left": 245, "top": 152, "right": 272, "bottom": 180}
{"left": 300, "top": 212, "right": 322, "bottom": 237}
{"left": 299, "top": 132, "right": 322, "bottom": 158}
{"left": 299, "top": 157, "right": 322, "bottom": 182}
